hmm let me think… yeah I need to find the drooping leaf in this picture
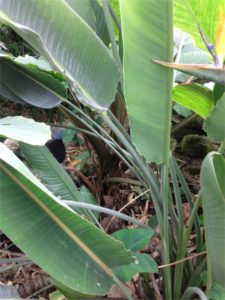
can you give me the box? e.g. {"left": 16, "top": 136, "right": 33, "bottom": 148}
{"left": 113, "top": 253, "right": 158, "bottom": 282}
{"left": 0, "top": 0, "right": 120, "bottom": 110}
{"left": 173, "top": 83, "right": 213, "bottom": 118}
{"left": 155, "top": 61, "right": 225, "bottom": 85}
{"left": 0, "top": 81, "right": 26, "bottom": 105}
{"left": 120, "top": 0, "right": 173, "bottom": 163}
{"left": 0, "top": 53, "right": 66, "bottom": 108}
{"left": 112, "top": 227, "right": 154, "bottom": 252}
{"left": 0, "top": 116, "right": 51, "bottom": 145}
{"left": 0, "top": 143, "right": 133, "bottom": 295}
{"left": 203, "top": 94, "right": 225, "bottom": 142}
{"left": 200, "top": 152, "right": 225, "bottom": 288}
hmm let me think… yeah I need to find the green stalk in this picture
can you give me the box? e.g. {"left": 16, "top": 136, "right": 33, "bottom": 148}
{"left": 102, "top": 0, "right": 122, "bottom": 72}
{"left": 169, "top": 158, "right": 186, "bottom": 295}
{"left": 63, "top": 200, "right": 146, "bottom": 227}
{"left": 172, "top": 155, "right": 203, "bottom": 252}
{"left": 60, "top": 104, "right": 146, "bottom": 184}
{"left": 161, "top": 165, "right": 172, "bottom": 300}
{"left": 108, "top": 1, "right": 121, "bottom": 34}
{"left": 173, "top": 196, "right": 202, "bottom": 299}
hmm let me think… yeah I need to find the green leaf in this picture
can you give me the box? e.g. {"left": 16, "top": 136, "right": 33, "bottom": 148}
{"left": 0, "top": 116, "right": 51, "bottom": 145}
{"left": 155, "top": 61, "right": 225, "bottom": 85}
{"left": 0, "top": 0, "right": 120, "bottom": 110}
{"left": 173, "top": 83, "right": 213, "bottom": 118}
{"left": 0, "top": 54, "right": 66, "bottom": 108}
{"left": 207, "top": 284, "right": 225, "bottom": 300}
{"left": 213, "top": 83, "right": 225, "bottom": 104}
{"left": 20, "top": 143, "right": 96, "bottom": 221}
{"left": 174, "top": 0, "right": 225, "bottom": 50}
{"left": 200, "top": 152, "right": 225, "bottom": 288}
{"left": 113, "top": 253, "right": 158, "bottom": 282}
{"left": 0, "top": 143, "right": 133, "bottom": 295}
{"left": 112, "top": 227, "right": 154, "bottom": 252}
{"left": 203, "top": 94, "right": 225, "bottom": 142}
{"left": 120, "top": 0, "right": 173, "bottom": 163}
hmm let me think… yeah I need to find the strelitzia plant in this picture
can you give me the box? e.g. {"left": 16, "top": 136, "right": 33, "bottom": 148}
{"left": 0, "top": 0, "right": 224, "bottom": 299}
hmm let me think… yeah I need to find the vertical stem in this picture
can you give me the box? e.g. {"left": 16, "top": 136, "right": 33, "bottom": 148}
{"left": 102, "top": 0, "right": 122, "bottom": 72}
{"left": 161, "top": 165, "right": 172, "bottom": 300}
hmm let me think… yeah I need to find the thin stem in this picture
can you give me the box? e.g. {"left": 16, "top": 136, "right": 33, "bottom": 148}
{"left": 172, "top": 155, "right": 203, "bottom": 251}
{"left": 108, "top": 1, "right": 121, "bottom": 34}
{"left": 104, "top": 177, "right": 143, "bottom": 186}
{"left": 103, "top": 113, "right": 162, "bottom": 216}
{"left": 161, "top": 165, "right": 172, "bottom": 300}
{"left": 172, "top": 113, "right": 197, "bottom": 135}
{"left": 102, "top": 0, "right": 122, "bottom": 72}
{"left": 63, "top": 200, "right": 146, "bottom": 227}
{"left": 49, "top": 123, "right": 98, "bottom": 138}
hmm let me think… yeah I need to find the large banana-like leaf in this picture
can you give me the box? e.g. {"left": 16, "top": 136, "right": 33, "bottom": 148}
{"left": 120, "top": 0, "right": 173, "bottom": 163}
{"left": 20, "top": 143, "right": 97, "bottom": 221}
{"left": 0, "top": 143, "right": 132, "bottom": 295}
{"left": 0, "top": 116, "right": 50, "bottom": 145}
{"left": 0, "top": 0, "right": 120, "bottom": 110}
{"left": 200, "top": 152, "right": 225, "bottom": 287}
{"left": 0, "top": 53, "right": 67, "bottom": 108}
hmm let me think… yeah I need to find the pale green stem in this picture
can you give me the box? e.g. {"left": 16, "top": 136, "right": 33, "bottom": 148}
{"left": 102, "top": 0, "right": 122, "bottom": 72}
{"left": 161, "top": 165, "right": 172, "bottom": 300}
{"left": 108, "top": 1, "right": 121, "bottom": 34}
{"left": 173, "top": 195, "right": 202, "bottom": 299}
{"left": 63, "top": 200, "right": 146, "bottom": 227}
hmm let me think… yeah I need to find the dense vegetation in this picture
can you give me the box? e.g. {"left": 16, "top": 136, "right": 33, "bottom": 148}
{"left": 0, "top": 1, "right": 225, "bottom": 299}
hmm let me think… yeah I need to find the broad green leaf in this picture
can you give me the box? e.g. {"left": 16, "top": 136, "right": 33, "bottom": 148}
{"left": 20, "top": 143, "right": 97, "bottom": 221}
{"left": 0, "top": 54, "right": 66, "bottom": 108}
{"left": 0, "top": 0, "right": 120, "bottom": 110}
{"left": 174, "top": 0, "right": 225, "bottom": 50}
{"left": 113, "top": 253, "right": 158, "bottom": 282}
{"left": 120, "top": 0, "right": 173, "bottom": 163}
{"left": 203, "top": 94, "right": 225, "bottom": 142}
{"left": 200, "top": 152, "right": 225, "bottom": 288}
{"left": 112, "top": 227, "right": 154, "bottom": 252}
{"left": 0, "top": 143, "right": 132, "bottom": 295}
{"left": 173, "top": 83, "right": 213, "bottom": 118}
{"left": 0, "top": 116, "right": 51, "bottom": 145}
{"left": 156, "top": 61, "right": 225, "bottom": 85}
{"left": 0, "top": 82, "right": 26, "bottom": 105}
